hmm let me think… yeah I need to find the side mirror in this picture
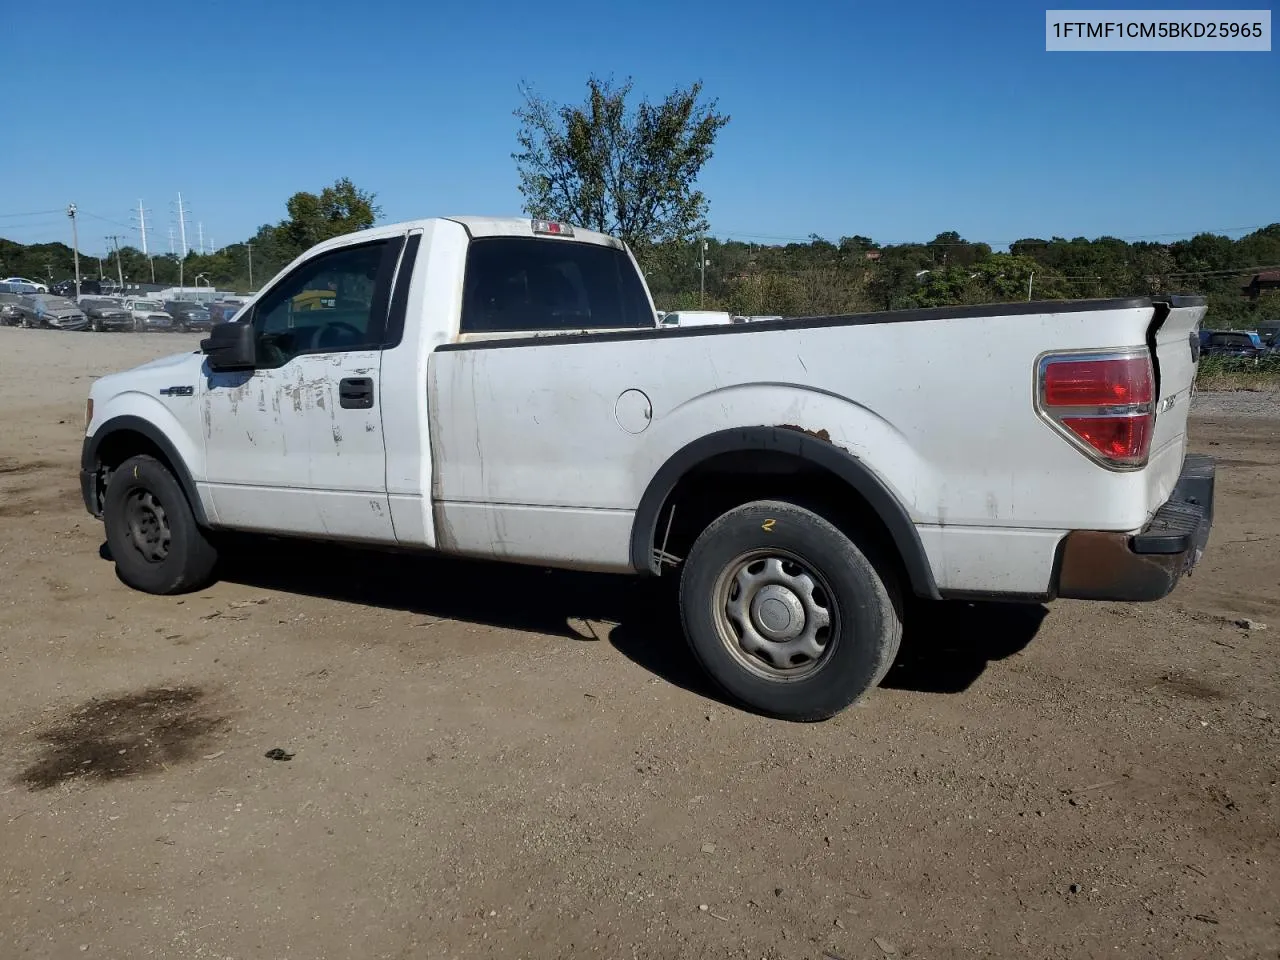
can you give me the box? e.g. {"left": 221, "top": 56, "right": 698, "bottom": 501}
{"left": 201, "top": 321, "right": 256, "bottom": 371}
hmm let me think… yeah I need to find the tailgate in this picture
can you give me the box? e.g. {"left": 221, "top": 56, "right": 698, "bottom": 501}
{"left": 1145, "top": 295, "right": 1207, "bottom": 504}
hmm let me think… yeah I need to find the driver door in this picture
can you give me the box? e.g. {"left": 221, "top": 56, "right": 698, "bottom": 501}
{"left": 201, "top": 235, "right": 403, "bottom": 541}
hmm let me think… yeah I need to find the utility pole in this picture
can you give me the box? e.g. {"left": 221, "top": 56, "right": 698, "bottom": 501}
{"left": 245, "top": 241, "right": 254, "bottom": 288}
{"left": 699, "top": 237, "right": 708, "bottom": 307}
{"left": 167, "top": 227, "right": 175, "bottom": 256}
{"left": 174, "top": 192, "right": 189, "bottom": 258}
{"left": 133, "top": 199, "right": 155, "bottom": 282}
{"left": 1027, "top": 272, "right": 1035, "bottom": 301}
{"left": 67, "top": 203, "right": 81, "bottom": 298}
{"left": 197, "top": 221, "right": 205, "bottom": 256}
{"left": 106, "top": 236, "right": 125, "bottom": 290}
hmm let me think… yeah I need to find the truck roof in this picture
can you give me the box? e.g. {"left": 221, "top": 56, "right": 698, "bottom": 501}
{"left": 322, "top": 216, "right": 626, "bottom": 251}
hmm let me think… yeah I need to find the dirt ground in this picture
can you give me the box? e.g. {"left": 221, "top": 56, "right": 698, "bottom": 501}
{"left": 1, "top": 328, "right": 1277, "bottom": 960}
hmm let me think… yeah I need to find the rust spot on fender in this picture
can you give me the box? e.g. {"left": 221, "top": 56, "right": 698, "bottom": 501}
{"left": 776, "top": 424, "right": 831, "bottom": 443}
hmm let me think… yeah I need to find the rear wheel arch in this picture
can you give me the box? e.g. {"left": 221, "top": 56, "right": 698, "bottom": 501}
{"left": 83, "top": 416, "right": 208, "bottom": 526}
{"left": 629, "top": 427, "right": 940, "bottom": 600}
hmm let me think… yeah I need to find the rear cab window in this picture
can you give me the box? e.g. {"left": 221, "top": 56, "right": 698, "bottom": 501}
{"left": 459, "top": 237, "right": 653, "bottom": 336}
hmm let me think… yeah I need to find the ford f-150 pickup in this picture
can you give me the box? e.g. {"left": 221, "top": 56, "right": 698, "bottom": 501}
{"left": 80, "top": 216, "right": 1215, "bottom": 720}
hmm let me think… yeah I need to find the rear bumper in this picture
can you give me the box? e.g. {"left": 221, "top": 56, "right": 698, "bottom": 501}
{"left": 1055, "top": 454, "right": 1215, "bottom": 602}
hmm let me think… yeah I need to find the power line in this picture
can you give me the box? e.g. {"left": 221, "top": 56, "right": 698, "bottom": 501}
{"left": 79, "top": 209, "right": 134, "bottom": 230}
{"left": 0, "top": 209, "right": 63, "bottom": 219}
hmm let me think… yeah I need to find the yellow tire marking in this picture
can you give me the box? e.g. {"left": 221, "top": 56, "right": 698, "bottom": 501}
{"left": 762, "top": 518, "right": 776, "bottom": 532}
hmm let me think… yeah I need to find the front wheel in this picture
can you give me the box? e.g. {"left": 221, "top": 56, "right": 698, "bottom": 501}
{"left": 679, "top": 500, "right": 902, "bottom": 721}
{"left": 103, "top": 455, "right": 217, "bottom": 594}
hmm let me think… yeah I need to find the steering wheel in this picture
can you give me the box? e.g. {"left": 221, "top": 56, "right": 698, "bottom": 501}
{"left": 314, "top": 321, "right": 363, "bottom": 350}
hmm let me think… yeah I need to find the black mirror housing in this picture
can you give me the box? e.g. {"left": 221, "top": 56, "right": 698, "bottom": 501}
{"left": 201, "top": 321, "right": 256, "bottom": 371}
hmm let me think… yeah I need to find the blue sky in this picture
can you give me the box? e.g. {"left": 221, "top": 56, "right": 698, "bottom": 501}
{"left": 1, "top": 0, "right": 1275, "bottom": 256}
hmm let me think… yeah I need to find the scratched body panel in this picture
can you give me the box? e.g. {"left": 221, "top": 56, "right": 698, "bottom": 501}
{"left": 200, "top": 351, "right": 392, "bottom": 540}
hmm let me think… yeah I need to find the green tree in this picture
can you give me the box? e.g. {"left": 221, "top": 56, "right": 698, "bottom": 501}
{"left": 279, "top": 177, "right": 382, "bottom": 256}
{"left": 512, "top": 75, "right": 729, "bottom": 252}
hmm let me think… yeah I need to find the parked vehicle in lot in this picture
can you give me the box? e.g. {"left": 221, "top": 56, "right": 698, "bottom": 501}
{"left": 52, "top": 278, "right": 104, "bottom": 299}
{"left": 18, "top": 293, "right": 88, "bottom": 330}
{"left": 1199, "top": 329, "right": 1268, "bottom": 359}
{"left": 207, "top": 298, "right": 249, "bottom": 323}
{"left": 162, "top": 300, "right": 213, "bottom": 332}
{"left": 0, "top": 291, "right": 25, "bottom": 325}
{"left": 122, "top": 298, "right": 174, "bottom": 332}
{"left": 0, "top": 279, "right": 42, "bottom": 295}
{"left": 79, "top": 298, "right": 135, "bottom": 332}
{"left": 79, "top": 217, "right": 1216, "bottom": 721}
{"left": 3, "top": 276, "right": 48, "bottom": 293}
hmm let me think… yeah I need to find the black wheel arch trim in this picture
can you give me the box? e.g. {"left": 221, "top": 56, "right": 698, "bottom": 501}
{"left": 81, "top": 415, "right": 209, "bottom": 526}
{"left": 628, "top": 426, "right": 941, "bottom": 599}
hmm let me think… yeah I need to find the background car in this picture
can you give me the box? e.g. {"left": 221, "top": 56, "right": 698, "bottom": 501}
{"left": 208, "top": 298, "right": 248, "bottom": 323}
{"left": 0, "top": 291, "right": 24, "bottom": 326}
{"left": 2, "top": 276, "right": 48, "bottom": 293}
{"left": 1200, "top": 329, "right": 1269, "bottom": 359}
{"left": 0, "top": 279, "right": 42, "bottom": 296}
{"left": 17, "top": 294, "right": 88, "bottom": 330}
{"left": 52, "top": 278, "right": 104, "bottom": 299}
{"left": 79, "top": 298, "right": 135, "bottom": 332}
{"left": 162, "top": 300, "right": 213, "bottom": 332}
{"left": 122, "top": 298, "right": 174, "bottom": 332}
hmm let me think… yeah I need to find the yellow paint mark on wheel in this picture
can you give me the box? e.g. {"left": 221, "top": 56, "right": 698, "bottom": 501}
{"left": 133, "top": 465, "right": 139, "bottom": 479}
{"left": 762, "top": 518, "right": 776, "bottom": 532}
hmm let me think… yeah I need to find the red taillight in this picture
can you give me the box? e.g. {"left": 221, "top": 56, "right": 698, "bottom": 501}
{"left": 1043, "top": 356, "right": 1153, "bottom": 406}
{"left": 1061, "top": 415, "right": 1152, "bottom": 462}
{"left": 1037, "top": 351, "right": 1155, "bottom": 469}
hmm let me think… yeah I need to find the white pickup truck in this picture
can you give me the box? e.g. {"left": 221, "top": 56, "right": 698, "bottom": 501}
{"left": 80, "top": 216, "right": 1215, "bottom": 720}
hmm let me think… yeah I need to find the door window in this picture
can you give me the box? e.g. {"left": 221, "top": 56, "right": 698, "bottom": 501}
{"left": 251, "top": 240, "right": 394, "bottom": 368}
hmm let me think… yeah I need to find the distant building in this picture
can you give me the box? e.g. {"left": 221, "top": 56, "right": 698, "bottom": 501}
{"left": 1241, "top": 270, "right": 1280, "bottom": 300}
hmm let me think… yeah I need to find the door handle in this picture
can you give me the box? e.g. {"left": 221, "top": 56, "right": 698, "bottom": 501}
{"left": 339, "top": 376, "right": 374, "bottom": 409}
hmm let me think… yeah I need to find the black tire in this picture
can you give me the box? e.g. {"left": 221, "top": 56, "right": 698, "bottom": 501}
{"left": 103, "top": 454, "right": 217, "bottom": 594}
{"left": 91, "top": 317, "right": 103, "bottom": 332}
{"left": 679, "top": 499, "right": 902, "bottom": 721}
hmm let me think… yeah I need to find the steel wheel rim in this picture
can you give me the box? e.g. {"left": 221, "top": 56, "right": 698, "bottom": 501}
{"left": 711, "top": 548, "right": 840, "bottom": 681}
{"left": 124, "top": 489, "right": 171, "bottom": 563}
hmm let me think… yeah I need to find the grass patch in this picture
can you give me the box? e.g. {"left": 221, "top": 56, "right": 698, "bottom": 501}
{"left": 1196, "top": 355, "right": 1280, "bottom": 392}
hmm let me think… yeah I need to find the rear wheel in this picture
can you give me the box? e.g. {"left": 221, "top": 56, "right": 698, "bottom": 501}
{"left": 103, "top": 455, "right": 217, "bottom": 594}
{"left": 679, "top": 499, "right": 902, "bottom": 721}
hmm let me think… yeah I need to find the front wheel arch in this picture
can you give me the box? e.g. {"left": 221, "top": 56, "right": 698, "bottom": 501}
{"left": 83, "top": 417, "right": 209, "bottom": 526}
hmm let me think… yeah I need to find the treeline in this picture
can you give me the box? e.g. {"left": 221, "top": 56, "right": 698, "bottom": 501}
{"left": 641, "top": 225, "right": 1280, "bottom": 326}
{"left": 3, "top": 193, "right": 1277, "bottom": 330}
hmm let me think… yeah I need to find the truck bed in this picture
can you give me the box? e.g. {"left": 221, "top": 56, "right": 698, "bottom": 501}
{"left": 424, "top": 295, "right": 1205, "bottom": 598}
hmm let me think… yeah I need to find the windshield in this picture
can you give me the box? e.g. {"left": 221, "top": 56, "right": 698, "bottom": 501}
{"left": 135, "top": 301, "right": 162, "bottom": 310}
